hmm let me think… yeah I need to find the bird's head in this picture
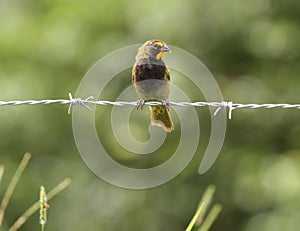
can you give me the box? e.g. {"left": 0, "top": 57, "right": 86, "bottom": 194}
{"left": 136, "top": 39, "right": 171, "bottom": 60}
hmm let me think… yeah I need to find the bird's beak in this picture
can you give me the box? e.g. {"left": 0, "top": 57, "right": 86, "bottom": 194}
{"left": 161, "top": 44, "right": 171, "bottom": 53}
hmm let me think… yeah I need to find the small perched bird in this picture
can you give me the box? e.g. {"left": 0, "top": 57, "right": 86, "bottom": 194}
{"left": 132, "top": 39, "right": 174, "bottom": 132}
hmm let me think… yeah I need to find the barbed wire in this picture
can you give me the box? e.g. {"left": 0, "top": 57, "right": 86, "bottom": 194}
{"left": 1, "top": 93, "right": 300, "bottom": 119}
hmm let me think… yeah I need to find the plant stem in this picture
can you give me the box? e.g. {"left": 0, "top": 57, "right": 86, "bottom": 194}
{"left": 0, "top": 165, "right": 4, "bottom": 187}
{"left": 8, "top": 178, "right": 71, "bottom": 231}
{"left": 186, "top": 203, "right": 206, "bottom": 231}
{"left": 197, "top": 204, "right": 222, "bottom": 231}
{"left": 0, "top": 153, "right": 31, "bottom": 226}
{"left": 185, "top": 185, "right": 216, "bottom": 231}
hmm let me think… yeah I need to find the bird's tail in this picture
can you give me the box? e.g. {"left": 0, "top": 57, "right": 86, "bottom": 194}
{"left": 149, "top": 105, "right": 174, "bottom": 132}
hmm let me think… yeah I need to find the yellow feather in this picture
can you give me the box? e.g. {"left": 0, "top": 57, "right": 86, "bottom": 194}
{"left": 156, "top": 51, "right": 165, "bottom": 60}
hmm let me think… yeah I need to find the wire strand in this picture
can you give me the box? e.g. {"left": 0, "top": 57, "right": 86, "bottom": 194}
{"left": 1, "top": 93, "right": 300, "bottom": 119}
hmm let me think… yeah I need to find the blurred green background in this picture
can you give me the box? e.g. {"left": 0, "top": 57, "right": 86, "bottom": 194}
{"left": 1, "top": 0, "right": 300, "bottom": 230}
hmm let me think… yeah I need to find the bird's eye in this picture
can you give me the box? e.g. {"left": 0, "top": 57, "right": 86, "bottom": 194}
{"left": 153, "top": 43, "right": 160, "bottom": 49}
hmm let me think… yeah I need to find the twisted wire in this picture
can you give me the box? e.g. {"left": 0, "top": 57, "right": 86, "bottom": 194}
{"left": 1, "top": 93, "right": 300, "bottom": 119}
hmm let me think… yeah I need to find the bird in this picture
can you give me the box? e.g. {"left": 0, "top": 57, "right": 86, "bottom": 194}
{"left": 132, "top": 39, "right": 174, "bottom": 132}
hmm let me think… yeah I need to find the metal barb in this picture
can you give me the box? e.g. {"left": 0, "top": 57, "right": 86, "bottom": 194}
{"left": 213, "top": 101, "right": 234, "bottom": 119}
{"left": 1, "top": 93, "right": 300, "bottom": 118}
{"left": 68, "top": 93, "right": 93, "bottom": 114}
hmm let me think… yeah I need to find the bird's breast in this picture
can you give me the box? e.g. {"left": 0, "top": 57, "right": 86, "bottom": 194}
{"left": 134, "top": 61, "right": 166, "bottom": 82}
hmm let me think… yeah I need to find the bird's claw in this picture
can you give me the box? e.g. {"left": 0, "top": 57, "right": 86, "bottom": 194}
{"left": 136, "top": 100, "right": 145, "bottom": 110}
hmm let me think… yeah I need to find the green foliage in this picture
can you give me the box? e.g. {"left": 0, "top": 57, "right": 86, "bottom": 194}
{"left": 0, "top": 154, "right": 70, "bottom": 230}
{"left": 1, "top": 0, "right": 300, "bottom": 230}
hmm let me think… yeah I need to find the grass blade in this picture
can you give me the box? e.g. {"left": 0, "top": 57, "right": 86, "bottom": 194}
{"left": 0, "top": 165, "right": 4, "bottom": 188}
{"left": 8, "top": 178, "right": 71, "bottom": 231}
{"left": 197, "top": 204, "right": 222, "bottom": 231}
{"left": 0, "top": 153, "right": 31, "bottom": 226}
{"left": 185, "top": 185, "right": 216, "bottom": 231}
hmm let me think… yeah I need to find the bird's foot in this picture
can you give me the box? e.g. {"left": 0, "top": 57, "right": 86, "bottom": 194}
{"left": 136, "top": 100, "right": 145, "bottom": 110}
